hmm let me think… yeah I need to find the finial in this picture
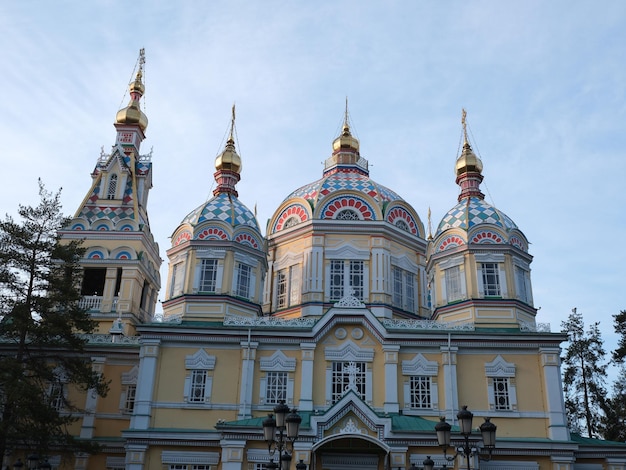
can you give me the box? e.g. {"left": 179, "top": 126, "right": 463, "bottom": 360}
{"left": 461, "top": 108, "right": 468, "bottom": 144}
{"left": 229, "top": 103, "right": 236, "bottom": 140}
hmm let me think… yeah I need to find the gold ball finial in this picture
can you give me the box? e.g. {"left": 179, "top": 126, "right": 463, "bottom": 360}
{"left": 115, "top": 50, "right": 148, "bottom": 132}
{"left": 215, "top": 104, "right": 242, "bottom": 173}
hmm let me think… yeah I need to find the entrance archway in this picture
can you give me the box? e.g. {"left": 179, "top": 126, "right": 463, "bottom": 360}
{"left": 311, "top": 434, "right": 390, "bottom": 470}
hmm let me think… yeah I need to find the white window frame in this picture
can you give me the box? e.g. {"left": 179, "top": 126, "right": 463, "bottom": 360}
{"left": 324, "top": 341, "right": 374, "bottom": 405}
{"left": 259, "top": 351, "right": 296, "bottom": 406}
{"left": 392, "top": 266, "right": 416, "bottom": 312}
{"left": 199, "top": 259, "right": 218, "bottom": 293}
{"left": 48, "top": 382, "right": 65, "bottom": 411}
{"left": 402, "top": 353, "right": 439, "bottom": 412}
{"left": 274, "top": 264, "right": 301, "bottom": 309}
{"left": 329, "top": 260, "right": 364, "bottom": 301}
{"left": 513, "top": 258, "right": 533, "bottom": 305}
{"left": 184, "top": 350, "right": 216, "bottom": 406}
{"left": 485, "top": 355, "right": 517, "bottom": 412}
{"left": 107, "top": 174, "right": 118, "bottom": 200}
{"left": 170, "top": 262, "right": 185, "bottom": 298}
{"left": 193, "top": 249, "right": 226, "bottom": 295}
{"left": 119, "top": 365, "right": 139, "bottom": 414}
{"left": 475, "top": 254, "right": 507, "bottom": 298}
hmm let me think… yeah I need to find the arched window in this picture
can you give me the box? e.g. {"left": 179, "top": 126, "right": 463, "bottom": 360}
{"left": 336, "top": 209, "right": 359, "bottom": 220}
{"left": 107, "top": 174, "right": 118, "bottom": 200}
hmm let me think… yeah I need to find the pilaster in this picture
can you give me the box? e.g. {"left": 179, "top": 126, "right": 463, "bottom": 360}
{"left": 540, "top": 347, "right": 570, "bottom": 440}
{"left": 238, "top": 340, "right": 258, "bottom": 419}
{"left": 299, "top": 343, "right": 316, "bottom": 411}
{"left": 383, "top": 344, "right": 400, "bottom": 413}
{"left": 130, "top": 338, "right": 160, "bottom": 430}
{"left": 440, "top": 345, "right": 459, "bottom": 418}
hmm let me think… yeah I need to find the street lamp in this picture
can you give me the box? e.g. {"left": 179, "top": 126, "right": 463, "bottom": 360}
{"left": 409, "top": 456, "right": 448, "bottom": 470}
{"left": 26, "top": 454, "right": 39, "bottom": 470}
{"left": 12, "top": 458, "right": 24, "bottom": 469}
{"left": 263, "top": 401, "right": 303, "bottom": 470}
{"left": 434, "top": 406, "right": 496, "bottom": 470}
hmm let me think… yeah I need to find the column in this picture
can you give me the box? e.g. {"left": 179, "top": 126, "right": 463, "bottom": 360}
{"left": 220, "top": 440, "right": 246, "bottom": 470}
{"left": 130, "top": 338, "right": 160, "bottom": 430}
{"left": 238, "top": 340, "right": 258, "bottom": 419}
{"left": 383, "top": 345, "right": 400, "bottom": 413}
{"left": 440, "top": 344, "right": 459, "bottom": 421}
{"left": 299, "top": 343, "right": 316, "bottom": 411}
{"left": 540, "top": 347, "right": 570, "bottom": 440}
{"left": 79, "top": 356, "right": 106, "bottom": 439}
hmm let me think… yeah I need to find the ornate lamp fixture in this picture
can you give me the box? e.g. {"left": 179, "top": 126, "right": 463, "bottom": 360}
{"left": 433, "top": 406, "right": 497, "bottom": 470}
{"left": 263, "top": 401, "right": 303, "bottom": 470}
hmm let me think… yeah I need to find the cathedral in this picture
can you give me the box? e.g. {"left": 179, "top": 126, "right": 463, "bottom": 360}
{"left": 25, "top": 53, "right": 626, "bottom": 469}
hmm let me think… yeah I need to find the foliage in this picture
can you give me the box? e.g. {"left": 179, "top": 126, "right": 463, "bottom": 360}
{"left": 561, "top": 308, "right": 607, "bottom": 438}
{"left": 0, "top": 180, "right": 109, "bottom": 459}
{"left": 600, "top": 366, "right": 626, "bottom": 442}
{"left": 612, "top": 310, "right": 626, "bottom": 363}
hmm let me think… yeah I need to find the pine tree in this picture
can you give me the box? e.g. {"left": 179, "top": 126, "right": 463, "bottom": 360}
{"left": 561, "top": 308, "right": 607, "bottom": 438}
{"left": 612, "top": 310, "right": 626, "bottom": 363}
{"left": 600, "top": 366, "right": 626, "bottom": 441}
{"left": 0, "top": 181, "right": 109, "bottom": 460}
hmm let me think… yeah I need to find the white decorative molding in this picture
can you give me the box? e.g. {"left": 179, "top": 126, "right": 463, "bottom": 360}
{"left": 161, "top": 451, "right": 220, "bottom": 465}
{"left": 185, "top": 349, "right": 217, "bottom": 370}
{"left": 474, "top": 253, "right": 505, "bottom": 263}
{"left": 485, "top": 355, "right": 516, "bottom": 377}
{"left": 195, "top": 248, "right": 226, "bottom": 259}
{"left": 519, "top": 321, "right": 551, "bottom": 332}
{"left": 325, "top": 340, "right": 374, "bottom": 362}
{"left": 121, "top": 365, "right": 139, "bottom": 384}
{"left": 402, "top": 354, "right": 439, "bottom": 376}
{"left": 338, "top": 417, "right": 364, "bottom": 434}
{"left": 334, "top": 293, "right": 366, "bottom": 308}
{"left": 260, "top": 350, "right": 297, "bottom": 372}
{"left": 438, "top": 255, "right": 465, "bottom": 270}
{"left": 80, "top": 334, "right": 141, "bottom": 345}
{"left": 223, "top": 314, "right": 316, "bottom": 327}
{"left": 382, "top": 319, "right": 474, "bottom": 331}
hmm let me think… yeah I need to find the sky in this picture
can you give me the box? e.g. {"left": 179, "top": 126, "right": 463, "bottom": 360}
{"left": 1, "top": 1, "right": 625, "bottom": 376}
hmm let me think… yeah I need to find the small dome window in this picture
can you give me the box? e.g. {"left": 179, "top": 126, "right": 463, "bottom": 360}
{"left": 336, "top": 209, "right": 359, "bottom": 220}
{"left": 284, "top": 217, "right": 300, "bottom": 229}
{"left": 395, "top": 219, "right": 410, "bottom": 232}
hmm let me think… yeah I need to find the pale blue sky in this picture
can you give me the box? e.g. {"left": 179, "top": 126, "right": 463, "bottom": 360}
{"left": 1, "top": 1, "right": 624, "bottom": 370}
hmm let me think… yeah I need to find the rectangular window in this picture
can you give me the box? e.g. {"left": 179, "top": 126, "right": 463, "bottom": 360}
{"left": 289, "top": 266, "right": 301, "bottom": 306}
{"left": 265, "top": 371, "right": 288, "bottom": 404}
{"left": 236, "top": 263, "right": 251, "bottom": 298}
{"left": 332, "top": 361, "right": 366, "bottom": 403}
{"left": 124, "top": 384, "right": 137, "bottom": 413}
{"left": 445, "top": 265, "right": 463, "bottom": 302}
{"left": 330, "top": 260, "right": 364, "bottom": 301}
{"left": 192, "top": 466, "right": 211, "bottom": 470}
{"left": 190, "top": 370, "right": 208, "bottom": 403}
{"left": 49, "top": 382, "right": 64, "bottom": 411}
{"left": 330, "top": 260, "right": 345, "bottom": 300}
{"left": 392, "top": 267, "right": 403, "bottom": 307}
{"left": 405, "top": 271, "right": 415, "bottom": 312}
{"left": 409, "top": 376, "right": 432, "bottom": 409}
{"left": 171, "top": 263, "right": 185, "bottom": 297}
{"left": 169, "top": 466, "right": 187, "bottom": 470}
{"left": 481, "top": 263, "right": 501, "bottom": 296}
{"left": 200, "top": 260, "right": 217, "bottom": 293}
{"left": 493, "top": 377, "right": 511, "bottom": 410}
{"left": 277, "top": 270, "right": 288, "bottom": 308}
{"left": 515, "top": 266, "right": 530, "bottom": 303}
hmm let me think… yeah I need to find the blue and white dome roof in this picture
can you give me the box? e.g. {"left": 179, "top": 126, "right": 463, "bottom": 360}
{"left": 182, "top": 193, "right": 260, "bottom": 231}
{"left": 436, "top": 196, "right": 517, "bottom": 236}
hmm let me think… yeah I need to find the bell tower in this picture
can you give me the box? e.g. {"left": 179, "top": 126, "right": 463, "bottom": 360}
{"left": 59, "top": 49, "right": 161, "bottom": 335}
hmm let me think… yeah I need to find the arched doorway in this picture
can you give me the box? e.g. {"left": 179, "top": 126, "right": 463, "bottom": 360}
{"left": 311, "top": 434, "right": 390, "bottom": 470}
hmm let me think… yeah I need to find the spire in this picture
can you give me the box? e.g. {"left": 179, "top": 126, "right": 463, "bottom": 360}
{"left": 332, "top": 97, "right": 360, "bottom": 154}
{"left": 115, "top": 49, "right": 148, "bottom": 133}
{"left": 427, "top": 207, "right": 433, "bottom": 240}
{"left": 455, "top": 108, "right": 485, "bottom": 202}
{"left": 213, "top": 104, "right": 242, "bottom": 197}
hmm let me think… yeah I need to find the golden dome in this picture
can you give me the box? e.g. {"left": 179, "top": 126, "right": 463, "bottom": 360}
{"left": 332, "top": 122, "right": 360, "bottom": 153}
{"left": 214, "top": 137, "right": 242, "bottom": 173}
{"left": 455, "top": 141, "right": 483, "bottom": 176}
{"left": 115, "top": 70, "right": 148, "bottom": 132}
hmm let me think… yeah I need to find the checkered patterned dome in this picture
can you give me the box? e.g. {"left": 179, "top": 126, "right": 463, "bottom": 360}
{"left": 181, "top": 193, "right": 261, "bottom": 232}
{"left": 285, "top": 170, "right": 403, "bottom": 208}
{"left": 436, "top": 197, "right": 517, "bottom": 236}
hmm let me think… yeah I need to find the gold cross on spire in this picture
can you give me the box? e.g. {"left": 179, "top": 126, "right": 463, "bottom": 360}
{"left": 461, "top": 108, "right": 468, "bottom": 144}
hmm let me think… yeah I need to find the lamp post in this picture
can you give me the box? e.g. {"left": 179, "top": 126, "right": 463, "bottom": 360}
{"left": 434, "top": 406, "right": 496, "bottom": 470}
{"left": 263, "top": 401, "right": 302, "bottom": 470}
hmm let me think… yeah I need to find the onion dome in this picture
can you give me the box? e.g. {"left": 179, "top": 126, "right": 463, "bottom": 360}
{"left": 269, "top": 104, "right": 424, "bottom": 237}
{"left": 173, "top": 106, "right": 262, "bottom": 246}
{"left": 115, "top": 68, "right": 148, "bottom": 132}
{"left": 435, "top": 110, "right": 518, "bottom": 237}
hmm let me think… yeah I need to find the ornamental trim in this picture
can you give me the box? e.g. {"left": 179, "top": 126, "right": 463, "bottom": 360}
{"left": 382, "top": 319, "right": 474, "bottom": 331}
{"left": 223, "top": 314, "right": 316, "bottom": 328}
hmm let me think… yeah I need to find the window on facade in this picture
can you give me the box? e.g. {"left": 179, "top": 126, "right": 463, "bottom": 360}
{"left": 107, "top": 174, "right": 118, "bottom": 199}
{"left": 445, "top": 265, "right": 463, "bottom": 302}
{"left": 123, "top": 384, "right": 137, "bottom": 413}
{"left": 284, "top": 217, "right": 299, "bottom": 229}
{"left": 409, "top": 376, "right": 432, "bottom": 409}
{"left": 330, "top": 260, "right": 364, "bottom": 301}
{"left": 392, "top": 267, "right": 416, "bottom": 312}
{"left": 199, "top": 259, "right": 217, "bottom": 293}
{"left": 276, "top": 266, "right": 301, "bottom": 309}
{"left": 493, "top": 377, "right": 511, "bottom": 410}
{"left": 48, "top": 382, "right": 64, "bottom": 411}
{"left": 170, "top": 263, "right": 184, "bottom": 298}
{"left": 265, "top": 371, "right": 288, "bottom": 404}
{"left": 236, "top": 263, "right": 251, "bottom": 298}
{"left": 481, "top": 263, "right": 501, "bottom": 297}
{"left": 336, "top": 209, "right": 359, "bottom": 220}
{"left": 515, "top": 266, "right": 530, "bottom": 304}
{"left": 189, "top": 370, "right": 209, "bottom": 403}
{"left": 276, "top": 269, "right": 288, "bottom": 308}
{"left": 395, "top": 220, "right": 410, "bottom": 232}
{"left": 332, "top": 361, "right": 366, "bottom": 403}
